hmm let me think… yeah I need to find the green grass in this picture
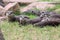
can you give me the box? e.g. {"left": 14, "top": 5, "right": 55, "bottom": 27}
{"left": 1, "top": 14, "right": 60, "bottom": 40}
{"left": 0, "top": 1, "right": 60, "bottom": 40}
{"left": 1, "top": 21, "right": 60, "bottom": 40}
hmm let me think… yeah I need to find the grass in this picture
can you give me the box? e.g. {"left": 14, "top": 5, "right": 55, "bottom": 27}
{"left": 1, "top": 14, "right": 60, "bottom": 40}
{"left": 0, "top": 1, "right": 60, "bottom": 40}
{"left": 1, "top": 21, "right": 60, "bottom": 40}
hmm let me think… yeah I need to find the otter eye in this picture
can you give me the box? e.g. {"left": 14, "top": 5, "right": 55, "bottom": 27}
{"left": 32, "top": 11, "right": 34, "bottom": 13}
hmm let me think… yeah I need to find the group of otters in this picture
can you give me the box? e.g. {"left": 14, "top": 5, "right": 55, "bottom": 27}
{"left": 6, "top": 10, "right": 60, "bottom": 27}
{"left": 0, "top": 0, "right": 60, "bottom": 27}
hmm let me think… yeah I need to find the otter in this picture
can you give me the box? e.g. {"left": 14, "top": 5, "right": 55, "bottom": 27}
{"left": 34, "top": 17, "right": 60, "bottom": 27}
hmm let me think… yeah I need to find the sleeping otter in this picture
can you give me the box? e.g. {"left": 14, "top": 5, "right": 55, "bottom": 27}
{"left": 34, "top": 17, "right": 60, "bottom": 27}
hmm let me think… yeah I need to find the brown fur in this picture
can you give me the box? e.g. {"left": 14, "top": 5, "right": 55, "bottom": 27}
{"left": 34, "top": 17, "right": 60, "bottom": 27}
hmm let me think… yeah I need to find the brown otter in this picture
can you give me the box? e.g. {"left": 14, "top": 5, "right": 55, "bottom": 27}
{"left": 34, "top": 17, "right": 60, "bottom": 27}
